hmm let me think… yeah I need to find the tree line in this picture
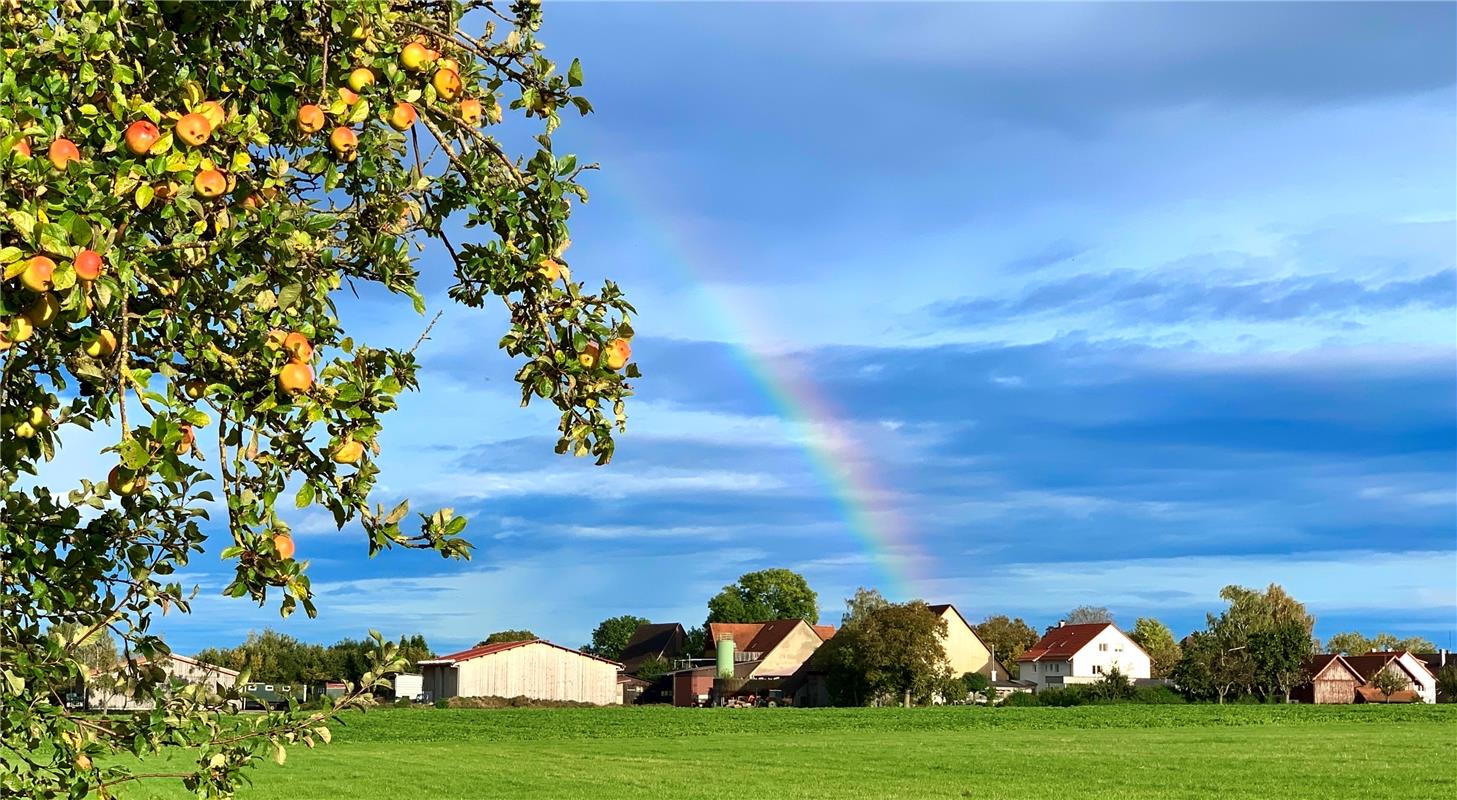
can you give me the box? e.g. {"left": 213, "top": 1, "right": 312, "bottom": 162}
{"left": 192, "top": 631, "right": 433, "bottom": 686}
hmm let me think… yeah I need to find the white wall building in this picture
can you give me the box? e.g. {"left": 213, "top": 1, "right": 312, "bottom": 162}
{"left": 1016, "top": 622, "right": 1151, "bottom": 691}
{"left": 419, "top": 639, "right": 621, "bottom": 705}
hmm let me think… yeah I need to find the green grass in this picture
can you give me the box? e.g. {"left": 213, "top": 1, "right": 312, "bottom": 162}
{"left": 118, "top": 705, "right": 1457, "bottom": 799}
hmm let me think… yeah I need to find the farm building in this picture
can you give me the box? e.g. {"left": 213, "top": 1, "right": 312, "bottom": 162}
{"left": 667, "top": 619, "right": 829, "bottom": 706}
{"left": 1344, "top": 652, "right": 1435, "bottom": 704}
{"left": 619, "top": 622, "right": 687, "bottom": 675}
{"left": 1295, "top": 654, "right": 1363, "bottom": 704}
{"left": 927, "top": 603, "right": 1014, "bottom": 682}
{"left": 1017, "top": 622, "right": 1151, "bottom": 691}
{"left": 87, "top": 653, "right": 238, "bottom": 711}
{"left": 392, "top": 673, "right": 423, "bottom": 701}
{"left": 418, "top": 639, "right": 622, "bottom": 705}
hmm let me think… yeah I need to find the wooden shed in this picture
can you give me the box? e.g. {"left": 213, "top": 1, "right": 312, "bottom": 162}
{"left": 418, "top": 640, "right": 621, "bottom": 705}
{"left": 1294, "top": 654, "right": 1362, "bottom": 704}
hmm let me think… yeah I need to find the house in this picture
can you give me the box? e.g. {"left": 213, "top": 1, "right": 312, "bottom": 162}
{"left": 1344, "top": 652, "right": 1435, "bottom": 704}
{"left": 1414, "top": 650, "right": 1452, "bottom": 681}
{"left": 926, "top": 604, "right": 1012, "bottom": 682}
{"left": 617, "top": 674, "right": 652, "bottom": 705}
{"left": 1294, "top": 654, "right": 1363, "bottom": 704}
{"left": 418, "top": 639, "right": 622, "bottom": 705}
{"left": 1016, "top": 622, "right": 1151, "bottom": 691}
{"left": 88, "top": 653, "right": 239, "bottom": 711}
{"left": 619, "top": 622, "right": 686, "bottom": 675}
{"left": 668, "top": 619, "right": 829, "bottom": 706}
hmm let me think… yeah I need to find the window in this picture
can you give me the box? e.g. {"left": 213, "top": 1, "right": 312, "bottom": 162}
{"left": 1092, "top": 665, "right": 1104, "bottom": 675}
{"left": 1098, "top": 643, "right": 1108, "bottom": 652}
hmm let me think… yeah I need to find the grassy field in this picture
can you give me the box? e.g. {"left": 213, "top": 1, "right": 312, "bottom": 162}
{"left": 118, "top": 704, "right": 1456, "bottom": 800}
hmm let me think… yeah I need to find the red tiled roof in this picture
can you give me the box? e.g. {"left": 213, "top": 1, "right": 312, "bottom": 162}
{"left": 1355, "top": 686, "right": 1419, "bottom": 703}
{"left": 706, "top": 620, "right": 805, "bottom": 655}
{"left": 1017, "top": 623, "right": 1114, "bottom": 662}
{"left": 813, "top": 625, "right": 837, "bottom": 640}
{"left": 419, "top": 639, "right": 621, "bottom": 668}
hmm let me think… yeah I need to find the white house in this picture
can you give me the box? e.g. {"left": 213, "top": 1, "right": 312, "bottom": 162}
{"left": 1016, "top": 622, "right": 1151, "bottom": 691}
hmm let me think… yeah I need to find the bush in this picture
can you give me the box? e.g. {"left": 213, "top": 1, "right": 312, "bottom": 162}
{"left": 1000, "top": 691, "right": 1041, "bottom": 707}
{"left": 434, "top": 699, "right": 449, "bottom": 710}
{"left": 393, "top": 698, "right": 415, "bottom": 708}
{"left": 1130, "top": 686, "right": 1186, "bottom": 704}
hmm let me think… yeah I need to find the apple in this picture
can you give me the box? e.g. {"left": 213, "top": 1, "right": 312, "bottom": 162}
{"left": 193, "top": 168, "right": 227, "bottom": 199}
{"left": 329, "top": 126, "right": 359, "bottom": 161}
{"left": 277, "top": 362, "right": 314, "bottom": 394}
{"left": 174, "top": 112, "right": 211, "bottom": 147}
{"left": 538, "top": 258, "right": 561, "bottom": 282}
{"left": 297, "top": 104, "right": 326, "bottom": 134}
{"left": 183, "top": 379, "right": 207, "bottom": 399}
{"left": 28, "top": 405, "right": 47, "bottom": 427}
{"left": 605, "top": 337, "right": 632, "bottom": 370}
{"left": 388, "top": 102, "right": 416, "bottom": 131}
{"left": 437, "top": 57, "right": 460, "bottom": 74}
{"left": 401, "top": 41, "right": 431, "bottom": 72}
{"left": 108, "top": 465, "right": 145, "bottom": 496}
{"left": 273, "top": 531, "right": 296, "bottom": 559}
{"left": 282, "top": 331, "right": 312, "bottom": 362}
{"left": 458, "top": 98, "right": 483, "bottom": 126}
{"left": 265, "top": 328, "right": 288, "bottom": 350}
{"left": 11, "top": 138, "right": 29, "bottom": 159}
{"left": 578, "top": 341, "right": 600, "bottom": 369}
{"left": 338, "top": 87, "right": 360, "bottom": 106}
{"left": 12, "top": 421, "right": 34, "bottom": 439}
{"left": 24, "top": 293, "right": 59, "bottom": 327}
{"left": 48, "top": 138, "right": 80, "bottom": 169}
{"left": 20, "top": 256, "right": 55, "bottom": 292}
{"left": 432, "top": 69, "right": 462, "bottom": 101}
{"left": 3, "top": 316, "right": 34, "bottom": 347}
{"left": 124, "top": 120, "right": 159, "bottom": 155}
{"left": 347, "top": 67, "right": 375, "bottom": 92}
{"left": 73, "top": 249, "right": 103, "bottom": 281}
{"left": 331, "top": 439, "right": 365, "bottom": 464}
{"left": 176, "top": 422, "right": 195, "bottom": 455}
{"left": 82, "top": 329, "right": 118, "bottom": 358}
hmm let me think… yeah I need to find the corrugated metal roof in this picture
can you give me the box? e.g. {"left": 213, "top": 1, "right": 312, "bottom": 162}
{"left": 419, "top": 639, "right": 623, "bottom": 668}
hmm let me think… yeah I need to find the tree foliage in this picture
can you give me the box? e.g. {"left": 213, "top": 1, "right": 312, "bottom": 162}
{"left": 1324, "top": 631, "right": 1436, "bottom": 656}
{"left": 1, "top": 1, "right": 631, "bottom": 795}
{"left": 582, "top": 614, "right": 648, "bottom": 661}
{"left": 1172, "top": 584, "right": 1315, "bottom": 703}
{"left": 478, "top": 629, "right": 536, "bottom": 646}
{"left": 705, "top": 568, "right": 819, "bottom": 626}
{"left": 1061, "top": 605, "right": 1115, "bottom": 626}
{"left": 816, "top": 599, "right": 951, "bottom": 707}
{"left": 192, "top": 631, "right": 431, "bottom": 685}
{"left": 840, "top": 586, "right": 889, "bottom": 627}
{"left": 1370, "top": 664, "right": 1410, "bottom": 703}
{"left": 973, "top": 614, "right": 1039, "bottom": 677}
{"left": 1436, "top": 664, "right": 1457, "bottom": 704}
{"left": 1129, "top": 617, "right": 1181, "bottom": 679}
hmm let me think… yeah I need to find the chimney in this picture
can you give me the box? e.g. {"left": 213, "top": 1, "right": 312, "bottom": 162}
{"left": 1058, "top": 620, "right": 1066, "bottom": 628}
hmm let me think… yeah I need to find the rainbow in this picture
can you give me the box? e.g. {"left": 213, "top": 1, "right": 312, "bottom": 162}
{"left": 597, "top": 168, "right": 926, "bottom": 601}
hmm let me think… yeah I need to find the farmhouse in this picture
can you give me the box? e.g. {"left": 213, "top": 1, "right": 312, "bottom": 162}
{"left": 87, "top": 653, "right": 238, "bottom": 711}
{"left": 927, "top": 603, "right": 1012, "bottom": 681}
{"left": 1016, "top": 622, "right": 1151, "bottom": 691}
{"left": 668, "top": 619, "right": 828, "bottom": 706}
{"left": 418, "top": 639, "right": 622, "bottom": 705}
{"left": 1344, "top": 652, "right": 1435, "bottom": 704}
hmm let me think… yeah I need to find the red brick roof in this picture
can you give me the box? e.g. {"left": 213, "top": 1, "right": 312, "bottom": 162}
{"left": 419, "top": 639, "right": 621, "bottom": 668}
{"left": 813, "top": 625, "right": 837, "bottom": 640}
{"left": 1017, "top": 623, "right": 1114, "bottom": 662}
{"left": 707, "top": 620, "right": 805, "bottom": 655}
{"left": 1355, "top": 685, "right": 1419, "bottom": 703}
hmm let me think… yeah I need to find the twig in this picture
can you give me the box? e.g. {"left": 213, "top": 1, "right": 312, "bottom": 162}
{"left": 409, "top": 310, "right": 444, "bottom": 355}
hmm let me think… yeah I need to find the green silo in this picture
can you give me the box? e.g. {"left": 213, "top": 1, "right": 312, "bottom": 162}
{"left": 716, "top": 635, "right": 735, "bottom": 679}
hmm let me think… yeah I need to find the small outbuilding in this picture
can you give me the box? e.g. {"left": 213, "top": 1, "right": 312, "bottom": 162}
{"left": 1294, "top": 654, "right": 1363, "bottom": 704}
{"left": 418, "top": 639, "right": 621, "bottom": 705}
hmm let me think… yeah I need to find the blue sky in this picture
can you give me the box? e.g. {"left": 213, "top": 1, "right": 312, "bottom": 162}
{"left": 71, "top": 3, "right": 1457, "bottom": 654}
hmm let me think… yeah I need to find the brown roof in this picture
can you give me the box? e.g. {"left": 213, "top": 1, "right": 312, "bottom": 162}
{"left": 813, "top": 625, "right": 837, "bottom": 640}
{"left": 1304, "top": 654, "right": 1362, "bottom": 683}
{"left": 419, "top": 639, "right": 621, "bottom": 668}
{"left": 1018, "top": 623, "right": 1114, "bottom": 662}
{"left": 1414, "top": 652, "right": 1451, "bottom": 673}
{"left": 1355, "top": 686, "right": 1419, "bottom": 703}
{"left": 619, "top": 623, "right": 686, "bottom": 673}
{"left": 707, "top": 620, "right": 805, "bottom": 656}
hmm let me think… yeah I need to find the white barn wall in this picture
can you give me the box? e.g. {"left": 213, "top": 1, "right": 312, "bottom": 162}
{"left": 443, "top": 642, "right": 620, "bottom": 705}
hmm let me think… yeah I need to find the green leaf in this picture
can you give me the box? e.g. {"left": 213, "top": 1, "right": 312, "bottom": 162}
{"left": 135, "top": 183, "right": 155, "bottom": 210}
{"left": 295, "top": 482, "right": 315, "bottom": 509}
{"left": 277, "top": 283, "right": 302, "bottom": 310}
{"left": 119, "top": 439, "right": 149, "bottom": 471}
{"left": 567, "top": 59, "right": 583, "bottom": 87}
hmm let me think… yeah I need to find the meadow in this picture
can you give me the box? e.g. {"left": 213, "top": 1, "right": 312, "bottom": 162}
{"left": 112, "top": 704, "right": 1457, "bottom": 800}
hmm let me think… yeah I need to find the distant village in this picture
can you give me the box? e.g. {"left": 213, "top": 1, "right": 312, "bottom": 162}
{"left": 76, "top": 571, "right": 1455, "bottom": 711}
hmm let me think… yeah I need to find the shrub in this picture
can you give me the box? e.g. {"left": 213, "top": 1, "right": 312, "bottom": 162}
{"left": 393, "top": 698, "right": 415, "bottom": 708}
{"left": 1130, "top": 685, "right": 1186, "bottom": 704}
{"left": 434, "top": 699, "right": 449, "bottom": 710}
{"left": 1000, "top": 691, "right": 1040, "bottom": 707}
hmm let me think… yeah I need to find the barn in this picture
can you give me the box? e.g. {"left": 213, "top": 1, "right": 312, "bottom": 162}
{"left": 418, "top": 640, "right": 621, "bottom": 705}
{"left": 1294, "top": 654, "right": 1362, "bottom": 704}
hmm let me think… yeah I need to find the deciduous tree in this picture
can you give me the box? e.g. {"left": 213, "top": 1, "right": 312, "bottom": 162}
{"left": 1370, "top": 664, "right": 1410, "bottom": 703}
{"left": 706, "top": 568, "right": 819, "bottom": 625}
{"left": 816, "top": 599, "right": 951, "bottom": 707}
{"left": 478, "top": 630, "right": 537, "bottom": 646}
{"left": 2, "top": 2, "right": 631, "bottom": 795}
{"left": 1129, "top": 617, "right": 1181, "bottom": 679}
{"left": 973, "top": 614, "right": 1039, "bottom": 677}
{"left": 1062, "top": 605, "right": 1115, "bottom": 626}
{"left": 584, "top": 614, "right": 648, "bottom": 661}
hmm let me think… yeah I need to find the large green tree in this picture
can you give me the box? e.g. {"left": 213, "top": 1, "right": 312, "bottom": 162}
{"left": 1325, "top": 631, "right": 1436, "bottom": 656}
{"left": 816, "top": 599, "right": 952, "bottom": 707}
{"left": 1129, "top": 617, "right": 1182, "bottom": 679}
{"left": 705, "top": 568, "right": 819, "bottom": 625}
{"left": 1061, "top": 605, "right": 1115, "bottom": 626}
{"left": 478, "top": 629, "right": 536, "bottom": 646}
{"left": 583, "top": 614, "right": 648, "bottom": 661}
{"left": 1, "top": 2, "right": 631, "bottom": 795}
{"left": 974, "top": 614, "right": 1040, "bottom": 676}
